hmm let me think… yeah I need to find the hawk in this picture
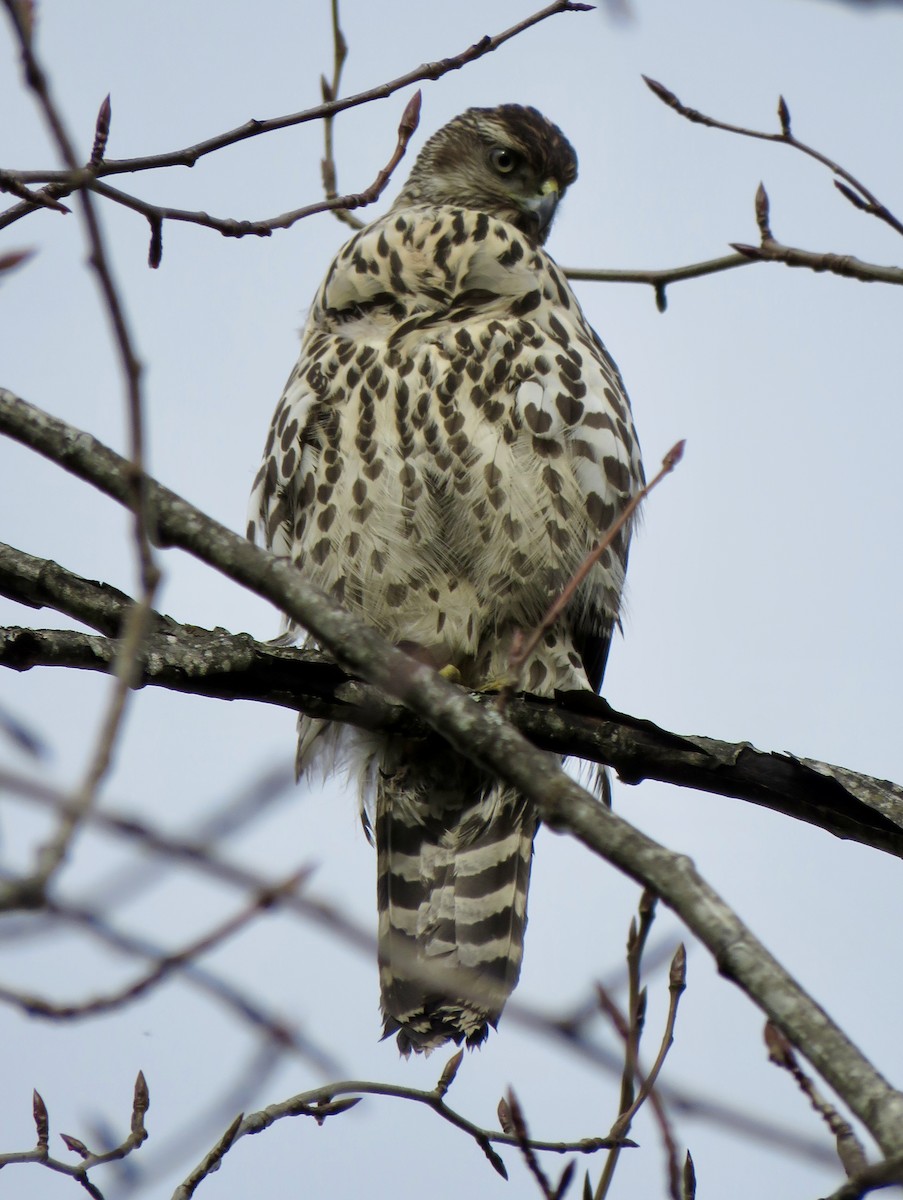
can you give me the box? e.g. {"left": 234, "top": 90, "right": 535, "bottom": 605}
{"left": 249, "top": 104, "right": 643, "bottom": 1054}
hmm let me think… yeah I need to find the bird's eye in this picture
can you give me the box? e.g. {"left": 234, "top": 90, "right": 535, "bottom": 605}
{"left": 489, "top": 146, "right": 519, "bottom": 174}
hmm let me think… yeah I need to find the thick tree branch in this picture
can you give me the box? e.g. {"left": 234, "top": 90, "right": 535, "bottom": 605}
{"left": 3, "top": 388, "right": 903, "bottom": 1153}
{"left": 3, "top": 540, "right": 903, "bottom": 860}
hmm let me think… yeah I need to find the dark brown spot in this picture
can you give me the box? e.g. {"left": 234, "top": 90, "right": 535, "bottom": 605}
{"left": 603, "top": 456, "right": 630, "bottom": 491}
{"left": 386, "top": 582, "right": 407, "bottom": 606}
{"left": 524, "top": 403, "right": 552, "bottom": 434}
{"left": 556, "top": 393, "right": 585, "bottom": 424}
{"left": 317, "top": 504, "right": 336, "bottom": 532}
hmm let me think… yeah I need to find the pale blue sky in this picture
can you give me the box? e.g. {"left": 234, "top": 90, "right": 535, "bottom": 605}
{"left": 2, "top": 2, "right": 903, "bottom": 1197}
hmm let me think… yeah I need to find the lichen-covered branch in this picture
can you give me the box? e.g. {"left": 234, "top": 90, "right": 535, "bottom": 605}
{"left": 3, "top": 538, "right": 903, "bottom": 860}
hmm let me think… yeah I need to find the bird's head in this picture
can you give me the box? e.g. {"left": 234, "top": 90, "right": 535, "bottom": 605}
{"left": 393, "top": 104, "right": 578, "bottom": 245}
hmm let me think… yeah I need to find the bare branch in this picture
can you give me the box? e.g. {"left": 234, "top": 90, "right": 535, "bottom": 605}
{"left": 764, "top": 1022, "right": 868, "bottom": 1176}
{"left": 0, "top": 1, "right": 591, "bottom": 232}
{"left": 320, "top": 0, "right": 365, "bottom": 231}
{"left": 0, "top": 1074, "right": 149, "bottom": 1196}
{"left": 90, "top": 91, "right": 421, "bottom": 267}
{"left": 4, "top": 538, "right": 903, "bottom": 861}
{"left": 0, "top": 866, "right": 311, "bottom": 1020}
{"left": 564, "top": 254, "right": 754, "bottom": 311}
{"left": 2, "top": 388, "right": 903, "bottom": 1153}
{"left": 174, "top": 1076, "right": 622, "bottom": 1199}
{"left": 643, "top": 75, "right": 903, "bottom": 240}
{"left": 593, "top": 896, "right": 682, "bottom": 1200}
{"left": 2, "top": 0, "right": 161, "bottom": 903}
{"left": 731, "top": 237, "right": 903, "bottom": 284}
{"left": 0, "top": 760, "right": 866, "bottom": 1168}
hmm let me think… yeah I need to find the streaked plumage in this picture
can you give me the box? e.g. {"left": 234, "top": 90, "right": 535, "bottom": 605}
{"left": 249, "top": 104, "right": 643, "bottom": 1054}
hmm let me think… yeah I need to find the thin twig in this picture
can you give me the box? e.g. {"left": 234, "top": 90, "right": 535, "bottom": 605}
{"left": 0, "top": 1, "right": 591, "bottom": 232}
{"left": 0, "top": 1072, "right": 149, "bottom": 1197}
{"left": 764, "top": 1023, "right": 868, "bottom": 1178}
{"left": 594, "top": 893, "right": 684, "bottom": 1200}
{"left": 594, "top": 978, "right": 682, "bottom": 1200}
{"left": 594, "top": 891, "right": 656, "bottom": 1198}
{"left": 502, "top": 1090, "right": 558, "bottom": 1198}
{"left": 90, "top": 91, "right": 421, "bottom": 267}
{"left": 320, "top": 0, "right": 364, "bottom": 231}
{"left": 0, "top": 767, "right": 858, "bottom": 1167}
{"left": 2, "top": 0, "right": 160, "bottom": 903}
{"left": 0, "top": 866, "right": 312, "bottom": 1020}
{"left": 564, "top": 253, "right": 754, "bottom": 311}
{"left": 174, "top": 1077, "right": 625, "bottom": 1199}
{"left": 643, "top": 78, "right": 903, "bottom": 239}
{"left": 1, "top": 889, "right": 341, "bottom": 1074}
{"left": 732, "top": 236, "right": 903, "bottom": 285}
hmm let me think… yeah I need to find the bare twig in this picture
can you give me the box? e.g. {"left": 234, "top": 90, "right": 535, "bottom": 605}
{"left": 564, "top": 253, "right": 754, "bottom": 311}
{"left": 2, "top": 0, "right": 160, "bottom": 905}
{"left": 503, "top": 441, "right": 684, "bottom": 703}
{"left": 503, "top": 1089, "right": 560, "bottom": 1199}
{"left": 643, "top": 78, "right": 903, "bottom": 239}
{"left": 0, "top": 1072, "right": 149, "bottom": 1197}
{"left": 4, "top": 536, "right": 903, "bottom": 859}
{"left": 0, "top": 1, "right": 591, "bottom": 232}
{"left": 593, "top": 895, "right": 683, "bottom": 1200}
{"left": 0, "top": 764, "right": 858, "bottom": 1167}
{"left": 594, "top": 892, "right": 655, "bottom": 1198}
{"left": 320, "top": 0, "right": 364, "bottom": 231}
{"left": 764, "top": 1022, "right": 868, "bottom": 1177}
{"left": 2, "top": 391, "right": 903, "bottom": 1154}
{"left": 1, "top": 888, "right": 341, "bottom": 1074}
{"left": 174, "top": 1076, "right": 622, "bottom": 1199}
{"left": 90, "top": 90, "right": 422, "bottom": 267}
{"left": 0, "top": 866, "right": 311, "bottom": 1020}
{"left": 731, "top": 236, "right": 903, "bottom": 285}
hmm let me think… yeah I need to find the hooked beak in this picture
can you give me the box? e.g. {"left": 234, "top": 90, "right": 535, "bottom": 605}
{"left": 522, "top": 178, "right": 560, "bottom": 240}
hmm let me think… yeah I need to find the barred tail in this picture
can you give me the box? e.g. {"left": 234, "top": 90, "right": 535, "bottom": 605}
{"left": 375, "top": 749, "right": 536, "bottom": 1056}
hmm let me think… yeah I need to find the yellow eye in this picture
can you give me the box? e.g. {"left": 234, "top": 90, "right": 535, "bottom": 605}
{"left": 489, "top": 146, "right": 519, "bottom": 174}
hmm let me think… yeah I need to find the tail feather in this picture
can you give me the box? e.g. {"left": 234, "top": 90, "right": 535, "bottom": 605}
{"left": 375, "top": 745, "right": 536, "bottom": 1055}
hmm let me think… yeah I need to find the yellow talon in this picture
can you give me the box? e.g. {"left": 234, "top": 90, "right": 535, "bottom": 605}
{"left": 438, "top": 664, "right": 463, "bottom": 684}
{"left": 475, "top": 675, "right": 515, "bottom": 694}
